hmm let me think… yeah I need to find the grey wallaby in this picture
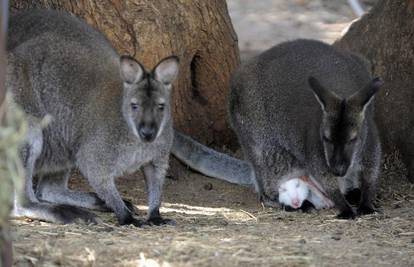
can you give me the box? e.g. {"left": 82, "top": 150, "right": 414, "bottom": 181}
{"left": 7, "top": 10, "right": 179, "bottom": 226}
{"left": 172, "top": 39, "right": 383, "bottom": 219}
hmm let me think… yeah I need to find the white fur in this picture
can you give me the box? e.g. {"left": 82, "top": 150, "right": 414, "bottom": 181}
{"left": 279, "top": 178, "right": 309, "bottom": 209}
{"left": 278, "top": 173, "right": 334, "bottom": 210}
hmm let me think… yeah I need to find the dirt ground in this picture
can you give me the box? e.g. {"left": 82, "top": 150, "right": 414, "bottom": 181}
{"left": 11, "top": 1, "right": 414, "bottom": 267}
{"left": 11, "top": 154, "right": 414, "bottom": 267}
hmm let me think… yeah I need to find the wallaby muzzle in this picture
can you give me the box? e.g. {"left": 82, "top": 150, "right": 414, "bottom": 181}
{"left": 330, "top": 165, "right": 348, "bottom": 177}
{"left": 138, "top": 123, "right": 157, "bottom": 142}
{"left": 329, "top": 155, "right": 349, "bottom": 177}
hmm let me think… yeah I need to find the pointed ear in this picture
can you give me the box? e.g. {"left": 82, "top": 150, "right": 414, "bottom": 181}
{"left": 120, "top": 55, "right": 145, "bottom": 84}
{"left": 347, "top": 77, "right": 383, "bottom": 111}
{"left": 153, "top": 56, "right": 179, "bottom": 86}
{"left": 308, "top": 76, "right": 340, "bottom": 112}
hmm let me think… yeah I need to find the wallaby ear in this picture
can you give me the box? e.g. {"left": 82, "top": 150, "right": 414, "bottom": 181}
{"left": 153, "top": 56, "right": 179, "bottom": 86}
{"left": 347, "top": 77, "right": 383, "bottom": 111}
{"left": 308, "top": 76, "right": 339, "bottom": 112}
{"left": 120, "top": 55, "right": 145, "bottom": 84}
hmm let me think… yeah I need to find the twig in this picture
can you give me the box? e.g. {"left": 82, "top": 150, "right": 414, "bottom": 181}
{"left": 239, "top": 209, "right": 258, "bottom": 222}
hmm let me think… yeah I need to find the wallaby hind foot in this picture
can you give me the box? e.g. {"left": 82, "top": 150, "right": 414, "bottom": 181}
{"left": 144, "top": 209, "right": 176, "bottom": 226}
{"left": 12, "top": 202, "right": 99, "bottom": 225}
{"left": 36, "top": 171, "right": 136, "bottom": 213}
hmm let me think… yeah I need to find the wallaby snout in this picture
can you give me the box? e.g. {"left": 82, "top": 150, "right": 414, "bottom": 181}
{"left": 329, "top": 149, "right": 351, "bottom": 177}
{"left": 329, "top": 162, "right": 348, "bottom": 177}
{"left": 138, "top": 123, "right": 157, "bottom": 142}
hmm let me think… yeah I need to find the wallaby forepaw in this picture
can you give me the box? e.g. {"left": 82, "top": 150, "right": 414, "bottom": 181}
{"left": 260, "top": 194, "right": 279, "bottom": 208}
{"left": 357, "top": 205, "right": 379, "bottom": 216}
{"left": 345, "top": 188, "right": 361, "bottom": 206}
{"left": 52, "top": 205, "right": 100, "bottom": 224}
{"left": 146, "top": 217, "right": 176, "bottom": 226}
{"left": 300, "top": 200, "right": 315, "bottom": 213}
{"left": 123, "top": 199, "right": 137, "bottom": 214}
{"left": 281, "top": 204, "right": 299, "bottom": 212}
{"left": 119, "top": 217, "right": 146, "bottom": 227}
{"left": 336, "top": 209, "right": 356, "bottom": 220}
{"left": 93, "top": 198, "right": 137, "bottom": 214}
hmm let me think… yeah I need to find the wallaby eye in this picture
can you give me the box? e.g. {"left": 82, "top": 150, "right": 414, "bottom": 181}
{"left": 347, "top": 137, "right": 357, "bottom": 144}
{"left": 322, "top": 135, "right": 332, "bottom": 143}
{"left": 131, "top": 103, "right": 139, "bottom": 111}
{"left": 158, "top": 104, "right": 165, "bottom": 111}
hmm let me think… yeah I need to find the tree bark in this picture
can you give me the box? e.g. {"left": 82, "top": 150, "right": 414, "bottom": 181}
{"left": 0, "top": 0, "right": 13, "bottom": 266}
{"left": 335, "top": 0, "right": 414, "bottom": 181}
{"left": 10, "top": 0, "right": 240, "bottom": 145}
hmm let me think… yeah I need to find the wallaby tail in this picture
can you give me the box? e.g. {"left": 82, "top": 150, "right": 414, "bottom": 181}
{"left": 171, "top": 131, "right": 254, "bottom": 187}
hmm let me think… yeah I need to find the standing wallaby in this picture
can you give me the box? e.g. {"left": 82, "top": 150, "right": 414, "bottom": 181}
{"left": 7, "top": 10, "right": 179, "bottom": 226}
{"left": 172, "top": 39, "right": 382, "bottom": 219}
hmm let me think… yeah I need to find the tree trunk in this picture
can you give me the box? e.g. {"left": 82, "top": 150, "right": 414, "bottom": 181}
{"left": 0, "top": 0, "right": 13, "bottom": 266}
{"left": 10, "top": 0, "right": 240, "bottom": 146}
{"left": 335, "top": 0, "right": 414, "bottom": 181}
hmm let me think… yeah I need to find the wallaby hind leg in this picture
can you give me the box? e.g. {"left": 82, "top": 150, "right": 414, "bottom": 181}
{"left": 12, "top": 127, "right": 98, "bottom": 224}
{"left": 234, "top": 131, "right": 267, "bottom": 199}
{"left": 36, "top": 170, "right": 135, "bottom": 211}
{"left": 142, "top": 160, "right": 175, "bottom": 226}
{"left": 241, "top": 139, "right": 296, "bottom": 208}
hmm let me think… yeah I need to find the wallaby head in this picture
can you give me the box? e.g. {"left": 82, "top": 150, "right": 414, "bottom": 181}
{"left": 120, "top": 56, "right": 179, "bottom": 142}
{"left": 308, "top": 76, "right": 383, "bottom": 177}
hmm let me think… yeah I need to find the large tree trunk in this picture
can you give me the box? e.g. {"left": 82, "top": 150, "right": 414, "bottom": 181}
{"left": 335, "top": 0, "right": 414, "bottom": 181}
{"left": 10, "top": 0, "right": 240, "bottom": 145}
{"left": 0, "top": 1, "right": 13, "bottom": 266}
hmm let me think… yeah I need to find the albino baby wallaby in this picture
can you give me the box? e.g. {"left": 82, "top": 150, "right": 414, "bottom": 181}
{"left": 278, "top": 174, "right": 334, "bottom": 210}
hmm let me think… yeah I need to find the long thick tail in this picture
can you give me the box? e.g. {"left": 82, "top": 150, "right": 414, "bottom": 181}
{"left": 171, "top": 131, "right": 254, "bottom": 187}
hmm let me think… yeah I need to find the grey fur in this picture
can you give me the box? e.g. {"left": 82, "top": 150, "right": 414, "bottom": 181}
{"left": 172, "top": 131, "right": 254, "bottom": 186}
{"left": 7, "top": 10, "right": 179, "bottom": 226}
{"left": 173, "top": 40, "right": 382, "bottom": 219}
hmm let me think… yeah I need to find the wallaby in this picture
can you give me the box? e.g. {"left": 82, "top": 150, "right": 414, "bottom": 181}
{"left": 172, "top": 39, "right": 383, "bottom": 219}
{"left": 173, "top": 135, "right": 332, "bottom": 210}
{"left": 7, "top": 10, "right": 179, "bottom": 226}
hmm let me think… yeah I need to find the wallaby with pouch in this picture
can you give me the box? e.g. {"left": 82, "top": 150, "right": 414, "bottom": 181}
{"left": 7, "top": 10, "right": 179, "bottom": 226}
{"left": 174, "top": 133, "right": 333, "bottom": 211}
{"left": 172, "top": 39, "right": 383, "bottom": 219}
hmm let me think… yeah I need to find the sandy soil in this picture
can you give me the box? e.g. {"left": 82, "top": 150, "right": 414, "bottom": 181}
{"left": 11, "top": 1, "right": 414, "bottom": 267}
{"left": 12, "top": 155, "right": 414, "bottom": 267}
{"left": 227, "top": 0, "right": 376, "bottom": 59}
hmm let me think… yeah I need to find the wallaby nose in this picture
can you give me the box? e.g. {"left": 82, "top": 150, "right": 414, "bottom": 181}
{"left": 331, "top": 165, "right": 348, "bottom": 177}
{"left": 138, "top": 125, "right": 156, "bottom": 142}
{"left": 330, "top": 153, "right": 349, "bottom": 177}
{"left": 292, "top": 198, "right": 301, "bottom": 209}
